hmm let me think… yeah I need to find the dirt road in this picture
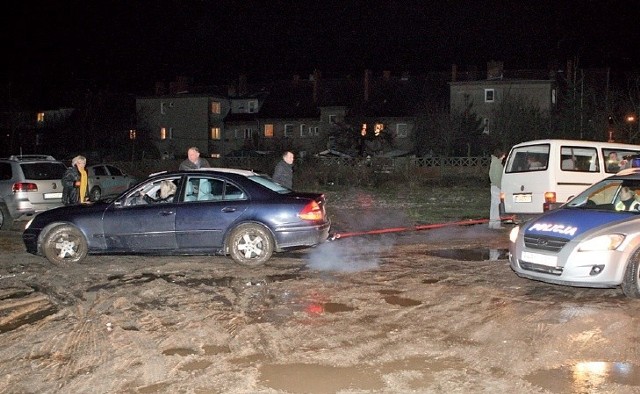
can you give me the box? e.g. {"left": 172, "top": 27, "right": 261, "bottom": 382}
{"left": 0, "top": 224, "right": 639, "bottom": 393}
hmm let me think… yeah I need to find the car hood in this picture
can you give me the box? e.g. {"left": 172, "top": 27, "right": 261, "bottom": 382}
{"left": 523, "top": 208, "right": 635, "bottom": 240}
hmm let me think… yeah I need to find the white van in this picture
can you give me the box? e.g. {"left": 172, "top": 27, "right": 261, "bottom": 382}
{"left": 500, "top": 139, "right": 640, "bottom": 221}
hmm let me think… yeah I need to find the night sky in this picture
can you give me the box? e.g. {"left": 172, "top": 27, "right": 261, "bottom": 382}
{"left": 5, "top": 1, "right": 640, "bottom": 93}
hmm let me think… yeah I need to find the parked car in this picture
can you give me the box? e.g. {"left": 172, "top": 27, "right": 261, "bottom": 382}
{"left": 23, "top": 168, "right": 330, "bottom": 266}
{"left": 0, "top": 155, "right": 67, "bottom": 230}
{"left": 86, "top": 164, "right": 136, "bottom": 201}
{"left": 509, "top": 168, "right": 640, "bottom": 298}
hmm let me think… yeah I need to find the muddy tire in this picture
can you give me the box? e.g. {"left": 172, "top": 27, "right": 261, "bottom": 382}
{"left": 0, "top": 204, "right": 12, "bottom": 230}
{"left": 42, "top": 225, "right": 88, "bottom": 266}
{"left": 90, "top": 187, "right": 102, "bottom": 202}
{"left": 622, "top": 250, "right": 640, "bottom": 298}
{"left": 228, "top": 223, "right": 274, "bottom": 267}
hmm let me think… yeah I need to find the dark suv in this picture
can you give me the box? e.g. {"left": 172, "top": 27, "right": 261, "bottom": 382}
{"left": 0, "top": 155, "right": 67, "bottom": 230}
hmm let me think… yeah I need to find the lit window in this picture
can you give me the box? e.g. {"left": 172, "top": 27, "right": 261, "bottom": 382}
{"left": 210, "top": 127, "right": 221, "bottom": 140}
{"left": 210, "top": 153, "right": 221, "bottom": 158}
{"left": 374, "top": 123, "right": 384, "bottom": 136}
{"left": 361, "top": 123, "right": 367, "bottom": 136}
{"left": 396, "top": 124, "right": 408, "bottom": 138}
{"left": 264, "top": 124, "right": 274, "bottom": 138}
{"left": 37, "top": 112, "right": 44, "bottom": 122}
{"left": 284, "top": 124, "right": 293, "bottom": 138}
{"left": 485, "top": 89, "right": 495, "bottom": 103}
{"left": 211, "top": 101, "right": 221, "bottom": 114}
{"left": 160, "top": 127, "right": 166, "bottom": 140}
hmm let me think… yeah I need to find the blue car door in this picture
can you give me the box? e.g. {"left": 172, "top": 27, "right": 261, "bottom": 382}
{"left": 175, "top": 177, "right": 247, "bottom": 250}
{"left": 102, "top": 203, "right": 177, "bottom": 251}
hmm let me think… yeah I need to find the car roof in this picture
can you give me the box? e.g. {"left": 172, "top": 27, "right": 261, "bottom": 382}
{"left": 614, "top": 168, "right": 640, "bottom": 178}
{"left": 1, "top": 155, "right": 60, "bottom": 162}
{"left": 149, "top": 167, "right": 261, "bottom": 178}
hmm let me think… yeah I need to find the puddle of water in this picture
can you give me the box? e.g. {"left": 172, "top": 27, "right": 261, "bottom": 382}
{"left": 425, "top": 248, "right": 509, "bottom": 261}
{"left": 179, "top": 360, "right": 212, "bottom": 372}
{"left": 202, "top": 344, "right": 231, "bottom": 355}
{"left": 259, "top": 363, "right": 384, "bottom": 393}
{"left": 525, "top": 362, "right": 640, "bottom": 392}
{"left": 162, "top": 347, "right": 199, "bottom": 356}
{"left": 384, "top": 295, "right": 421, "bottom": 307}
{"left": 321, "top": 302, "right": 356, "bottom": 313}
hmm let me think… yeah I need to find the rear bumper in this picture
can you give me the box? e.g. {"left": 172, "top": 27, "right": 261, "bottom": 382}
{"left": 274, "top": 221, "right": 331, "bottom": 250}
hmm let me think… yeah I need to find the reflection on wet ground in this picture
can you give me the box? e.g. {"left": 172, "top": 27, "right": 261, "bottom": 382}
{"left": 526, "top": 361, "right": 640, "bottom": 392}
{"left": 425, "top": 248, "right": 509, "bottom": 261}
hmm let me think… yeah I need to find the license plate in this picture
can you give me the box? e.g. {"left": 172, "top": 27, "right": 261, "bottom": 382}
{"left": 521, "top": 251, "right": 557, "bottom": 267}
{"left": 514, "top": 194, "right": 532, "bottom": 203}
{"left": 44, "top": 192, "right": 62, "bottom": 199}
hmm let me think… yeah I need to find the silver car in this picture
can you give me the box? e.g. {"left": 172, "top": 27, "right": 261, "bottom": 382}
{"left": 0, "top": 155, "right": 67, "bottom": 230}
{"left": 509, "top": 169, "right": 640, "bottom": 298}
{"left": 87, "top": 164, "right": 136, "bottom": 201}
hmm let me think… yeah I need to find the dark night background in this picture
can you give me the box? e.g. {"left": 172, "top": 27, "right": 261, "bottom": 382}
{"left": 4, "top": 1, "right": 640, "bottom": 95}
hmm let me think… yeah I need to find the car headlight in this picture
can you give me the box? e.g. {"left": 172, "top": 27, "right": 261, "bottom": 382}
{"left": 509, "top": 226, "right": 520, "bottom": 243}
{"left": 578, "top": 234, "right": 625, "bottom": 251}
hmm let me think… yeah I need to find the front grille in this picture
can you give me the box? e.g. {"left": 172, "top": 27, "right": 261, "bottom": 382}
{"left": 519, "top": 260, "right": 564, "bottom": 276}
{"left": 523, "top": 234, "right": 569, "bottom": 252}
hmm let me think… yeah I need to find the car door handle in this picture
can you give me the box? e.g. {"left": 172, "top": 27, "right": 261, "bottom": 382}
{"left": 221, "top": 207, "right": 236, "bottom": 213}
{"left": 160, "top": 211, "right": 175, "bottom": 216}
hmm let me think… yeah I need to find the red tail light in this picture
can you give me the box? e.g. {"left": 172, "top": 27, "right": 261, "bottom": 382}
{"left": 13, "top": 182, "right": 38, "bottom": 192}
{"left": 298, "top": 201, "right": 324, "bottom": 221}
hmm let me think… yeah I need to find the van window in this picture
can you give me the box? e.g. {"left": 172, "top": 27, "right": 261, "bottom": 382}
{"left": 602, "top": 149, "right": 640, "bottom": 173}
{"left": 560, "top": 146, "right": 599, "bottom": 172}
{"left": 505, "top": 144, "right": 550, "bottom": 173}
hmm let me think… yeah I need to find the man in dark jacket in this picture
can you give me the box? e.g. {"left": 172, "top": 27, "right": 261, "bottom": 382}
{"left": 272, "top": 151, "right": 294, "bottom": 189}
{"left": 179, "top": 147, "right": 211, "bottom": 170}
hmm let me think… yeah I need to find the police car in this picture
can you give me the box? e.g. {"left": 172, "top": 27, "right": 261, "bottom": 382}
{"left": 509, "top": 168, "right": 640, "bottom": 298}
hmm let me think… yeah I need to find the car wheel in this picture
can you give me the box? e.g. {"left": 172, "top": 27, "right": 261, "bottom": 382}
{"left": 42, "top": 225, "right": 88, "bottom": 266}
{"left": 0, "top": 204, "right": 12, "bottom": 230}
{"left": 90, "top": 187, "right": 102, "bottom": 202}
{"left": 228, "top": 223, "right": 274, "bottom": 267}
{"left": 622, "top": 249, "right": 640, "bottom": 298}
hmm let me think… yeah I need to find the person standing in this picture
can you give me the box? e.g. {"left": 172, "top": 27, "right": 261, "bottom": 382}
{"left": 272, "top": 151, "right": 294, "bottom": 189}
{"left": 179, "top": 147, "right": 211, "bottom": 170}
{"left": 62, "top": 155, "right": 89, "bottom": 205}
{"left": 489, "top": 148, "right": 505, "bottom": 229}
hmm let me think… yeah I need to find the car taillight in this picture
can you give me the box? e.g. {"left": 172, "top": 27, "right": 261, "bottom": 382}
{"left": 13, "top": 182, "right": 38, "bottom": 192}
{"left": 544, "top": 192, "right": 556, "bottom": 203}
{"left": 298, "top": 201, "right": 323, "bottom": 221}
{"left": 500, "top": 191, "right": 505, "bottom": 203}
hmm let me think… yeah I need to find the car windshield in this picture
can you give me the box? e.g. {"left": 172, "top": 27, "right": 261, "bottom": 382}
{"left": 247, "top": 175, "right": 291, "bottom": 193}
{"left": 566, "top": 178, "right": 640, "bottom": 213}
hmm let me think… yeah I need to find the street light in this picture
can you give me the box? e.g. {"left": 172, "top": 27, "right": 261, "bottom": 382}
{"left": 626, "top": 114, "right": 637, "bottom": 142}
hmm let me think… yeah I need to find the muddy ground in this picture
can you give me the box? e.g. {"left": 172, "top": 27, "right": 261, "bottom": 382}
{"left": 0, "top": 218, "right": 639, "bottom": 394}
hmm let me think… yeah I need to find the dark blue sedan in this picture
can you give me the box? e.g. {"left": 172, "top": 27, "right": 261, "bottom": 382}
{"left": 23, "top": 168, "right": 330, "bottom": 267}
